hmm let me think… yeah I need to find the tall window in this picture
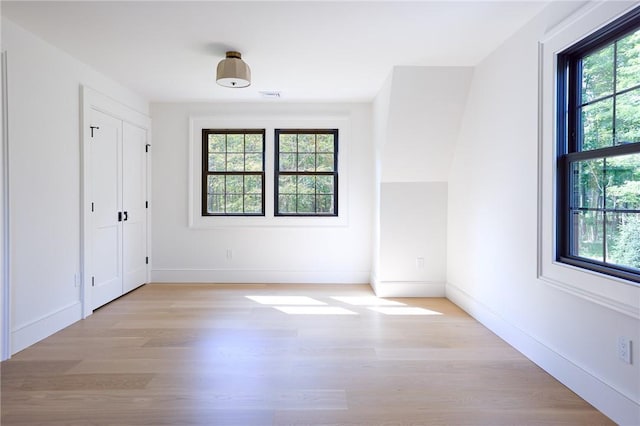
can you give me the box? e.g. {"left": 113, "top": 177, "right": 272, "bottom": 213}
{"left": 202, "top": 129, "right": 265, "bottom": 216}
{"left": 557, "top": 9, "right": 640, "bottom": 282}
{"left": 275, "top": 129, "right": 338, "bottom": 216}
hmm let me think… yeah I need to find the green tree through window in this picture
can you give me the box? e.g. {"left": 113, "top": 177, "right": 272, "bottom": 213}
{"left": 202, "top": 129, "right": 265, "bottom": 216}
{"left": 275, "top": 129, "right": 338, "bottom": 216}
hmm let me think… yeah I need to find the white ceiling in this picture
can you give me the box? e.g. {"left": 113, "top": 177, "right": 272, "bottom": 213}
{"left": 1, "top": 1, "right": 550, "bottom": 102}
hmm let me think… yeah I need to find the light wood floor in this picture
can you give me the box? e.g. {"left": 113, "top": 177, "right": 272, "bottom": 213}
{"left": 1, "top": 284, "right": 613, "bottom": 425}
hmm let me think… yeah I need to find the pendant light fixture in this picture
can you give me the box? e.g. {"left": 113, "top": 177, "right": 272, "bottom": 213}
{"left": 216, "top": 51, "right": 251, "bottom": 88}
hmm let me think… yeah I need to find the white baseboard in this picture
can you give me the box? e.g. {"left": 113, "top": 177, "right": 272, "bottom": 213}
{"left": 11, "top": 301, "right": 82, "bottom": 354}
{"left": 445, "top": 282, "right": 639, "bottom": 426}
{"left": 371, "top": 273, "right": 445, "bottom": 297}
{"left": 151, "top": 268, "right": 370, "bottom": 284}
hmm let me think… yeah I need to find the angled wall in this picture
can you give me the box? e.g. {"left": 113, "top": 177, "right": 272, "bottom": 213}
{"left": 372, "top": 66, "right": 472, "bottom": 296}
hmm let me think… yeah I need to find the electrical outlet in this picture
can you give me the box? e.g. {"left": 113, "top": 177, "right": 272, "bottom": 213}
{"left": 226, "top": 249, "right": 233, "bottom": 261}
{"left": 618, "top": 336, "right": 632, "bottom": 364}
{"left": 416, "top": 257, "right": 425, "bottom": 269}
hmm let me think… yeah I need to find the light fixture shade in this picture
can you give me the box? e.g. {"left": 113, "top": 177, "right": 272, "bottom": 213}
{"left": 216, "top": 51, "right": 251, "bottom": 88}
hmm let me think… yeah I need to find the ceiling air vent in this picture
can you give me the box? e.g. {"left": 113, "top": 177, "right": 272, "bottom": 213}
{"left": 259, "top": 91, "right": 281, "bottom": 99}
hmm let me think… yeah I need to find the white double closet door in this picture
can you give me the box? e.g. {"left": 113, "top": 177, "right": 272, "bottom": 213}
{"left": 89, "top": 108, "right": 148, "bottom": 310}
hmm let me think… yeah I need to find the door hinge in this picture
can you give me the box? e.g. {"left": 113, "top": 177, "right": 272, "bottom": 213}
{"left": 145, "top": 144, "right": 151, "bottom": 153}
{"left": 90, "top": 126, "right": 99, "bottom": 138}
{"left": 145, "top": 201, "right": 148, "bottom": 209}
{"left": 145, "top": 256, "right": 149, "bottom": 265}
{"left": 91, "top": 276, "right": 95, "bottom": 287}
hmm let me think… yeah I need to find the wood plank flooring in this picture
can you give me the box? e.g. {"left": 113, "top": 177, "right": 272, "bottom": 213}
{"left": 1, "top": 284, "right": 614, "bottom": 425}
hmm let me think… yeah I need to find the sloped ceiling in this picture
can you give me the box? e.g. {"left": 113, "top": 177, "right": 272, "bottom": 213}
{"left": 381, "top": 66, "right": 474, "bottom": 182}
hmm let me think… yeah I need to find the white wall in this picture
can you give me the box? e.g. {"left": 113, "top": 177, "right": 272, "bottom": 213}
{"left": 150, "top": 102, "right": 372, "bottom": 284}
{"left": 1, "top": 18, "right": 149, "bottom": 356}
{"left": 446, "top": 2, "right": 640, "bottom": 424}
{"left": 377, "top": 182, "right": 447, "bottom": 296}
{"left": 370, "top": 72, "right": 392, "bottom": 286}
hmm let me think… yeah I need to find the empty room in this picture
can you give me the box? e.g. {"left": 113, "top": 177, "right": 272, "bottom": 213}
{"left": 1, "top": 1, "right": 639, "bottom": 425}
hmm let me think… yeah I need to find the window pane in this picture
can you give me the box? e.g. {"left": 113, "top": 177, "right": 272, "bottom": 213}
{"left": 297, "top": 153, "right": 315, "bottom": 171}
{"left": 207, "top": 175, "right": 225, "bottom": 194}
{"left": 208, "top": 134, "right": 226, "bottom": 152}
{"left": 317, "top": 134, "right": 334, "bottom": 152}
{"left": 616, "top": 28, "right": 640, "bottom": 92}
{"left": 226, "top": 175, "right": 243, "bottom": 194}
{"left": 244, "top": 175, "right": 262, "bottom": 194}
{"left": 275, "top": 130, "right": 337, "bottom": 217}
{"left": 245, "top": 134, "right": 263, "bottom": 152}
{"left": 207, "top": 194, "right": 225, "bottom": 214}
{"left": 245, "top": 153, "right": 262, "bottom": 172}
{"left": 280, "top": 134, "right": 297, "bottom": 152}
{"left": 582, "top": 44, "right": 614, "bottom": 103}
{"left": 226, "top": 153, "right": 244, "bottom": 172}
{"left": 226, "top": 134, "right": 244, "bottom": 152}
{"left": 208, "top": 154, "right": 226, "bottom": 172}
{"left": 572, "top": 158, "right": 604, "bottom": 209}
{"left": 606, "top": 212, "right": 640, "bottom": 270}
{"left": 317, "top": 154, "right": 334, "bottom": 172}
{"left": 225, "top": 194, "right": 243, "bottom": 213}
{"left": 317, "top": 195, "right": 334, "bottom": 214}
{"left": 279, "top": 195, "right": 296, "bottom": 213}
{"left": 572, "top": 210, "right": 604, "bottom": 262}
{"left": 558, "top": 12, "right": 640, "bottom": 280}
{"left": 203, "top": 130, "right": 265, "bottom": 216}
{"left": 605, "top": 153, "right": 640, "bottom": 210}
{"left": 279, "top": 153, "right": 296, "bottom": 171}
{"left": 297, "top": 194, "right": 315, "bottom": 213}
{"left": 298, "top": 175, "right": 315, "bottom": 194}
{"left": 298, "top": 134, "right": 316, "bottom": 153}
{"left": 615, "top": 89, "right": 640, "bottom": 145}
{"left": 279, "top": 175, "right": 296, "bottom": 194}
{"left": 316, "top": 175, "right": 334, "bottom": 194}
{"left": 244, "top": 195, "right": 262, "bottom": 214}
{"left": 581, "top": 98, "right": 613, "bottom": 150}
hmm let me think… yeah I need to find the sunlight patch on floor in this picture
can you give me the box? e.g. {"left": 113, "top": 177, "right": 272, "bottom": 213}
{"left": 274, "top": 306, "right": 358, "bottom": 315}
{"left": 246, "top": 296, "right": 326, "bottom": 305}
{"left": 368, "top": 307, "right": 443, "bottom": 316}
{"left": 330, "top": 296, "right": 405, "bottom": 306}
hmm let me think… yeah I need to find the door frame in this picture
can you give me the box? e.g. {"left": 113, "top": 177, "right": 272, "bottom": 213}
{"left": 81, "top": 86, "right": 151, "bottom": 318}
{"left": 1, "top": 51, "right": 10, "bottom": 360}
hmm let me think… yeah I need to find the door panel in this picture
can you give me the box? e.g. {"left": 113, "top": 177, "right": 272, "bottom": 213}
{"left": 122, "top": 122, "right": 147, "bottom": 293}
{"left": 90, "top": 109, "right": 123, "bottom": 309}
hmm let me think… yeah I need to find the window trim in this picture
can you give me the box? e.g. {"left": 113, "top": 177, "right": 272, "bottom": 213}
{"left": 201, "top": 129, "right": 266, "bottom": 217}
{"left": 538, "top": 1, "right": 640, "bottom": 319}
{"left": 188, "top": 115, "right": 350, "bottom": 229}
{"left": 274, "top": 129, "right": 339, "bottom": 217}
{"left": 555, "top": 8, "right": 640, "bottom": 283}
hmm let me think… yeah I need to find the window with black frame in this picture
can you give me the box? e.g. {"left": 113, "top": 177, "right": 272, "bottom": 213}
{"left": 202, "top": 129, "right": 265, "bottom": 216}
{"left": 557, "top": 8, "right": 640, "bottom": 282}
{"left": 275, "top": 129, "right": 338, "bottom": 216}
